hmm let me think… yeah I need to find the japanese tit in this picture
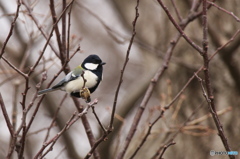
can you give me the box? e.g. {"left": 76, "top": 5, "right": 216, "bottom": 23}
{"left": 38, "top": 54, "right": 106, "bottom": 102}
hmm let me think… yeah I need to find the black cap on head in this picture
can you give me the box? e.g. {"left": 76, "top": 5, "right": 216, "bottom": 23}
{"left": 83, "top": 54, "right": 103, "bottom": 64}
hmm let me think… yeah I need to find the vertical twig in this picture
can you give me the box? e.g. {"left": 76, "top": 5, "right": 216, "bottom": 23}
{"left": 110, "top": 0, "right": 140, "bottom": 130}
{"left": 61, "top": 0, "right": 67, "bottom": 65}
{"left": 67, "top": 3, "right": 73, "bottom": 60}
{"left": 201, "top": 1, "right": 234, "bottom": 159}
{"left": 12, "top": 81, "right": 20, "bottom": 131}
{"left": 0, "top": 93, "right": 14, "bottom": 137}
{"left": 84, "top": 1, "right": 140, "bottom": 158}
{"left": 49, "top": 0, "right": 62, "bottom": 54}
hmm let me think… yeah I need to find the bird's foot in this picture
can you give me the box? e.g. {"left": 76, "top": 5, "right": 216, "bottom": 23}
{"left": 80, "top": 87, "right": 91, "bottom": 103}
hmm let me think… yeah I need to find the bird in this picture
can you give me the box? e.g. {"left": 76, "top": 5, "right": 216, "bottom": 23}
{"left": 38, "top": 54, "right": 106, "bottom": 102}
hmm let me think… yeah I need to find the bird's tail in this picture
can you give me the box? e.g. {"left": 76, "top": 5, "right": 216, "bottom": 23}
{"left": 38, "top": 88, "right": 58, "bottom": 95}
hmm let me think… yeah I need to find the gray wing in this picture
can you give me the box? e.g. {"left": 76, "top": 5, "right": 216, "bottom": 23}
{"left": 52, "top": 71, "right": 80, "bottom": 89}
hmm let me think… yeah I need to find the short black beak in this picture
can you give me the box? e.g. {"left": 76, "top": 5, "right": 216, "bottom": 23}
{"left": 101, "top": 62, "right": 106, "bottom": 65}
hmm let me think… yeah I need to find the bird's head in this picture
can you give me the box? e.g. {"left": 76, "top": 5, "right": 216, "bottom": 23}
{"left": 82, "top": 54, "right": 106, "bottom": 70}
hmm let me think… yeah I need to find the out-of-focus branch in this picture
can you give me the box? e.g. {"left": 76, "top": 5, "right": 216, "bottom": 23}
{"left": 13, "top": 3, "right": 76, "bottom": 154}
{"left": 1, "top": 57, "right": 27, "bottom": 78}
{"left": 207, "top": 1, "right": 240, "bottom": 22}
{"left": 0, "top": 0, "right": 21, "bottom": 59}
{"left": 49, "top": 0, "right": 62, "bottom": 56}
{"left": 91, "top": 106, "right": 106, "bottom": 133}
{"left": 34, "top": 99, "right": 98, "bottom": 159}
{"left": 116, "top": 1, "right": 204, "bottom": 158}
{"left": 208, "top": 23, "right": 240, "bottom": 93}
{"left": 44, "top": 94, "right": 67, "bottom": 142}
{"left": 0, "top": 93, "right": 14, "bottom": 137}
{"left": 157, "top": 0, "right": 203, "bottom": 54}
{"left": 170, "top": 0, "right": 182, "bottom": 21}
{"left": 27, "top": 0, "right": 74, "bottom": 76}
{"left": 22, "top": 0, "right": 60, "bottom": 58}
{"left": 61, "top": 0, "right": 67, "bottom": 65}
{"left": 158, "top": 141, "right": 176, "bottom": 159}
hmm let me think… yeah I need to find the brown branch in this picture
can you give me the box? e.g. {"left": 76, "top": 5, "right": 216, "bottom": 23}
{"left": 1, "top": 56, "right": 28, "bottom": 79}
{"left": 22, "top": 0, "right": 60, "bottom": 58}
{"left": 209, "top": 29, "right": 240, "bottom": 61}
{"left": 129, "top": 107, "right": 165, "bottom": 159}
{"left": 25, "top": 45, "right": 79, "bottom": 137}
{"left": 187, "top": 106, "right": 232, "bottom": 125}
{"left": 207, "top": 1, "right": 240, "bottom": 22}
{"left": 18, "top": 78, "right": 30, "bottom": 158}
{"left": 49, "top": 1, "right": 99, "bottom": 156}
{"left": 91, "top": 106, "right": 106, "bottom": 133}
{"left": 27, "top": 0, "right": 74, "bottom": 76}
{"left": 34, "top": 99, "right": 98, "bottom": 159}
{"left": 201, "top": 1, "right": 234, "bottom": 159}
{"left": 49, "top": 0, "right": 62, "bottom": 56}
{"left": 166, "top": 27, "right": 240, "bottom": 110}
{"left": 85, "top": 1, "right": 140, "bottom": 158}
{"left": 11, "top": 81, "right": 20, "bottom": 132}
{"left": 109, "top": 0, "right": 140, "bottom": 129}
{"left": 35, "top": 113, "right": 76, "bottom": 159}
{"left": 67, "top": 3, "right": 73, "bottom": 60}
{"left": 0, "top": 93, "right": 14, "bottom": 137}
{"left": 157, "top": 0, "right": 203, "bottom": 54}
{"left": 170, "top": 0, "right": 182, "bottom": 21}
{"left": 79, "top": 1, "right": 141, "bottom": 158}
{"left": 116, "top": 2, "right": 204, "bottom": 159}
{"left": 0, "top": 0, "right": 21, "bottom": 58}
{"left": 61, "top": 0, "right": 67, "bottom": 65}
{"left": 151, "top": 100, "right": 206, "bottom": 159}
{"left": 44, "top": 94, "right": 67, "bottom": 142}
{"left": 158, "top": 141, "right": 176, "bottom": 159}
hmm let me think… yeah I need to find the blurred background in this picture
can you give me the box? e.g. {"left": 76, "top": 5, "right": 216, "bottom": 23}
{"left": 0, "top": 0, "right": 240, "bottom": 159}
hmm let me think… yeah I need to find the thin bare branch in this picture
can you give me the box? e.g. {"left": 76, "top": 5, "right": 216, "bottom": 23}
{"left": 0, "top": 93, "right": 14, "bottom": 137}
{"left": 22, "top": 0, "right": 60, "bottom": 58}
{"left": 110, "top": 0, "right": 140, "bottom": 129}
{"left": 0, "top": 0, "right": 21, "bottom": 58}
{"left": 34, "top": 99, "right": 98, "bottom": 159}
{"left": 157, "top": 0, "right": 203, "bottom": 54}
{"left": 2, "top": 56, "right": 28, "bottom": 78}
{"left": 117, "top": 2, "right": 203, "bottom": 158}
{"left": 158, "top": 141, "right": 176, "bottom": 159}
{"left": 207, "top": 1, "right": 240, "bottom": 22}
{"left": 202, "top": 1, "right": 234, "bottom": 158}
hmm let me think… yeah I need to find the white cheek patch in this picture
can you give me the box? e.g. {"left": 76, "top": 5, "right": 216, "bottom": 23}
{"left": 84, "top": 63, "right": 99, "bottom": 70}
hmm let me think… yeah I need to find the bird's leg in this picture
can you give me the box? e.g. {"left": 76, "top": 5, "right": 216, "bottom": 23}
{"left": 79, "top": 71, "right": 91, "bottom": 102}
{"left": 81, "top": 71, "right": 87, "bottom": 89}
